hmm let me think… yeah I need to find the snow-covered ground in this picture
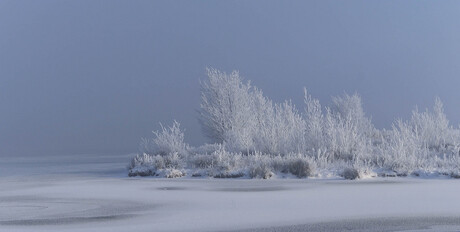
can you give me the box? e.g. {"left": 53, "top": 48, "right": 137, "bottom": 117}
{"left": 1, "top": 154, "right": 460, "bottom": 232}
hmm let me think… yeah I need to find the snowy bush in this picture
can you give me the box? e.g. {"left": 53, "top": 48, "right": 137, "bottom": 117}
{"left": 249, "top": 162, "right": 273, "bottom": 179}
{"left": 128, "top": 153, "right": 160, "bottom": 177}
{"left": 165, "top": 169, "right": 185, "bottom": 178}
{"left": 155, "top": 121, "right": 189, "bottom": 156}
{"left": 342, "top": 167, "right": 360, "bottom": 180}
{"left": 128, "top": 152, "right": 186, "bottom": 177}
{"left": 286, "top": 157, "right": 314, "bottom": 178}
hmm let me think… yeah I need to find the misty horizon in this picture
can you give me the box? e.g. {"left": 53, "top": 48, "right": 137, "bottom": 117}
{"left": 2, "top": 1, "right": 460, "bottom": 156}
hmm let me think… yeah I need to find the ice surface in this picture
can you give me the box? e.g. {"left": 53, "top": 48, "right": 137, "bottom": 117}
{"left": 1, "top": 154, "right": 460, "bottom": 232}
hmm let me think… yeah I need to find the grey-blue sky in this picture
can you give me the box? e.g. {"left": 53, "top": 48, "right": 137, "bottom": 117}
{"left": 1, "top": 1, "right": 460, "bottom": 156}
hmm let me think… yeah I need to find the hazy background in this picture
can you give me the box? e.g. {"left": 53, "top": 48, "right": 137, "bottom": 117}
{"left": 1, "top": 0, "right": 460, "bottom": 156}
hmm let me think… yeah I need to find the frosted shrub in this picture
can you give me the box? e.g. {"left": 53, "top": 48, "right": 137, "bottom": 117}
{"left": 190, "top": 154, "right": 215, "bottom": 169}
{"left": 189, "top": 148, "right": 245, "bottom": 177}
{"left": 132, "top": 121, "right": 189, "bottom": 177}
{"left": 129, "top": 153, "right": 153, "bottom": 169}
{"left": 342, "top": 167, "right": 360, "bottom": 180}
{"left": 165, "top": 169, "right": 185, "bottom": 178}
{"left": 128, "top": 152, "right": 186, "bottom": 177}
{"left": 153, "top": 121, "right": 189, "bottom": 156}
{"left": 128, "top": 153, "right": 163, "bottom": 176}
{"left": 287, "top": 156, "right": 315, "bottom": 178}
{"left": 263, "top": 154, "right": 316, "bottom": 178}
{"left": 249, "top": 162, "right": 273, "bottom": 179}
{"left": 140, "top": 121, "right": 190, "bottom": 159}
{"left": 163, "top": 152, "right": 184, "bottom": 169}
{"left": 246, "top": 153, "right": 315, "bottom": 178}
{"left": 208, "top": 149, "right": 242, "bottom": 173}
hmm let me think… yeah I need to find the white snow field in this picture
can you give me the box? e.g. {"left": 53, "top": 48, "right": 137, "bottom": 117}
{"left": 1, "top": 154, "right": 460, "bottom": 232}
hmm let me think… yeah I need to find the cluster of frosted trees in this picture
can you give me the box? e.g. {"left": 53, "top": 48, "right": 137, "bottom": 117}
{"left": 129, "top": 68, "right": 460, "bottom": 179}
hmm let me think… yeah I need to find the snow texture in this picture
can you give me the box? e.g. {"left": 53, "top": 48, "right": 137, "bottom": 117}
{"left": 2, "top": 155, "right": 460, "bottom": 232}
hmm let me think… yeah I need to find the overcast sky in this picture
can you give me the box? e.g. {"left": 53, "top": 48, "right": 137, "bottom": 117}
{"left": 1, "top": 0, "right": 460, "bottom": 156}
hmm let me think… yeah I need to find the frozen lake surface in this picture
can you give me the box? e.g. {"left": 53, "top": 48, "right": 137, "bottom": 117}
{"left": 1, "top": 154, "right": 460, "bottom": 232}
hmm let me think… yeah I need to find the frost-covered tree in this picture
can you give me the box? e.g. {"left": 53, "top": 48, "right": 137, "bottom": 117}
{"left": 199, "top": 68, "right": 255, "bottom": 152}
{"left": 410, "top": 97, "right": 452, "bottom": 151}
{"left": 199, "top": 68, "right": 307, "bottom": 155}
{"left": 323, "top": 93, "right": 374, "bottom": 161}
{"left": 378, "top": 97, "right": 460, "bottom": 173}
{"left": 272, "top": 101, "right": 306, "bottom": 154}
{"left": 379, "top": 119, "right": 422, "bottom": 173}
{"left": 304, "top": 88, "right": 324, "bottom": 153}
{"left": 250, "top": 87, "right": 277, "bottom": 154}
{"left": 331, "top": 93, "right": 375, "bottom": 136}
